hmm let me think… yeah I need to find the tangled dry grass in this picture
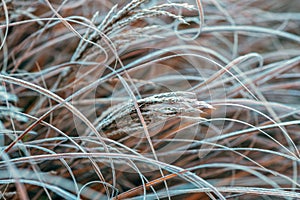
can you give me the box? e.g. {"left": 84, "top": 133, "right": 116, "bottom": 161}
{"left": 0, "top": 0, "right": 300, "bottom": 199}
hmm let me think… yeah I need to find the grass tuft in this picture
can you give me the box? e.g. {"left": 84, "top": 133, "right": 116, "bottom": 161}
{"left": 0, "top": 0, "right": 300, "bottom": 199}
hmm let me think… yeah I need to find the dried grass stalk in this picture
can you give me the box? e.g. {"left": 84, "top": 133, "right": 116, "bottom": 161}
{"left": 98, "top": 91, "right": 213, "bottom": 137}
